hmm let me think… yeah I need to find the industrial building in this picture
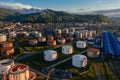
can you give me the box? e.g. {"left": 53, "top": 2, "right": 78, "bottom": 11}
{"left": 103, "top": 31, "right": 120, "bottom": 58}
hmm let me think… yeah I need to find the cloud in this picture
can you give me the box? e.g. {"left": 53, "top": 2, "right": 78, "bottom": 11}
{"left": 94, "top": 9, "right": 120, "bottom": 17}
{"left": 66, "top": 8, "right": 120, "bottom": 17}
{"left": 0, "top": 2, "right": 40, "bottom": 10}
{"left": 67, "top": 8, "right": 94, "bottom": 14}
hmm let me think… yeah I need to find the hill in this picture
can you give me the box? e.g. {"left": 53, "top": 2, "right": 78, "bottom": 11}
{"left": 0, "top": 8, "right": 111, "bottom": 23}
{"left": 0, "top": 8, "right": 20, "bottom": 20}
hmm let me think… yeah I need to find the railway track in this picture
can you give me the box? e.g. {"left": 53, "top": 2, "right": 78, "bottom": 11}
{"left": 107, "top": 59, "right": 120, "bottom": 79}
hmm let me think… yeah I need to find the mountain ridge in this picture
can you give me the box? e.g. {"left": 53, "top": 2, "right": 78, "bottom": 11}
{"left": 0, "top": 8, "right": 111, "bottom": 23}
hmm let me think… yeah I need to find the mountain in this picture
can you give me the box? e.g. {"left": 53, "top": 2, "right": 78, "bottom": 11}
{"left": 11, "top": 8, "right": 43, "bottom": 14}
{"left": 0, "top": 8, "right": 111, "bottom": 23}
{"left": 0, "top": 8, "right": 20, "bottom": 20}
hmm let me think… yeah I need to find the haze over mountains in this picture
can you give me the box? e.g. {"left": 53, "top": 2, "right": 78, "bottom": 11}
{"left": 2, "top": 7, "right": 120, "bottom": 18}
{"left": 0, "top": 2, "right": 120, "bottom": 18}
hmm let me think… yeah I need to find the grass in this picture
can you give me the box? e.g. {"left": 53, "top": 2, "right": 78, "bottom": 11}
{"left": 96, "top": 61, "right": 117, "bottom": 80}
{"left": 55, "top": 59, "right": 97, "bottom": 80}
{"left": 18, "top": 41, "right": 87, "bottom": 71}
{"left": 24, "top": 46, "right": 51, "bottom": 52}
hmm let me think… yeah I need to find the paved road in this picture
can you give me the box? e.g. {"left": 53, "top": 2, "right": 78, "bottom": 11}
{"left": 46, "top": 50, "right": 87, "bottom": 69}
{"left": 15, "top": 41, "right": 77, "bottom": 61}
{"left": 15, "top": 44, "right": 65, "bottom": 61}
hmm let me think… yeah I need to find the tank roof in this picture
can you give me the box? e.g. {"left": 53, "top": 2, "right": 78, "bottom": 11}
{"left": 9, "top": 64, "right": 28, "bottom": 74}
{"left": 77, "top": 41, "right": 86, "bottom": 43}
{"left": 0, "top": 59, "right": 13, "bottom": 67}
{"left": 44, "top": 50, "right": 57, "bottom": 55}
{"left": 62, "top": 45, "right": 73, "bottom": 48}
{"left": 73, "top": 54, "right": 87, "bottom": 59}
{"left": 87, "top": 48, "right": 100, "bottom": 53}
{"left": 0, "top": 34, "right": 5, "bottom": 36}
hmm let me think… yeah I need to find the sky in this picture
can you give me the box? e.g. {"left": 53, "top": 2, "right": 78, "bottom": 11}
{"left": 0, "top": 0, "right": 120, "bottom": 11}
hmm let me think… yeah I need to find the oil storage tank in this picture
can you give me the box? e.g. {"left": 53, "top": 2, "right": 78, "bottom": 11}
{"left": 9, "top": 64, "right": 29, "bottom": 80}
{"left": 72, "top": 55, "right": 87, "bottom": 68}
{"left": 76, "top": 41, "right": 86, "bottom": 48}
{"left": 44, "top": 50, "right": 57, "bottom": 61}
{"left": 62, "top": 45, "right": 73, "bottom": 55}
{"left": 0, "top": 34, "right": 7, "bottom": 42}
{"left": 87, "top": 48, "right": 100, "bottom": 58}
{"left": 0, "top": 59, "right": 14, "bottom": 75}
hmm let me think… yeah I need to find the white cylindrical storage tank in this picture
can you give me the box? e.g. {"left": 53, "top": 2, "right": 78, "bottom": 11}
{"left": 93, "top": 30, "right": 96, "bottom": 35}
{"left": 72, "top": 55, "right": 87, "bottom": 68}
{"left": 32, "top": 31, "right": 38, "bottom": 35}
{"left": 38, "top": 37, "right": 46, "bottom": 42}
{"left": 55, "top": 29, "right": 62, "bottom": 35}
{"left": 44, "top": 50, "right": 57, "bottom": 61}
{"left": 87, "top": 48, "right": 100, "bottom": 58}
{"left": 69, "top": 32, "right": 74, "bottom": 37}
{"left": 62, "top": 28, "right": 69, "bottom": 34}
{"left": 2, "top": 42, "right": 13, "bottom": 48}
{"left": 58, "top": 38, "right": 66, "bottom": 44}
{"left": 80, "top": 32, "right": 83, "bottom": 38}
{"left": 47, "top": 36, "right": 54, "bottom": 41}
{"left": 76, "top": 41, "right": 86, "bottom": 48}
{"left": 24, "top": 33, "right": 29, "bottom": 37}
{"left": 9, "top": 32, "right": 16, "bottom": 38}
{"left": 84, "top": 31, "right": 88, "bottom": 37}
{"left": 36, "top": 32, "right": 42, "bottom": 37}
{"left": 47, "top": 40, "right": 56, "bottom": 46}
{"left": 29, "top": 39, "right": 38, "bottom": 45}
{"left": 0, "top": 34, "right": 7, "bottom": 42}
{"left": 89, "top": 31, "right": 93, "bottom": 37}
{"left": 69, "top": 28, "right": 75, "bottom": 32}
{"left": 0, "top": 59, "right": 14, "bottom": 75}
{"left": 9, "top": 64, "right": 29, "bottom": 80}
{"left": 66, "top": 37, "right": 74, "bottom": 42}
{"left": 74, "top": 31, "right": 79, "bottom": 37}
{"left": 62, "top": 45, "right": 73, "bottom": 55}
{"left": 21, "top": 31, "right": 27, "bottom": 34}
